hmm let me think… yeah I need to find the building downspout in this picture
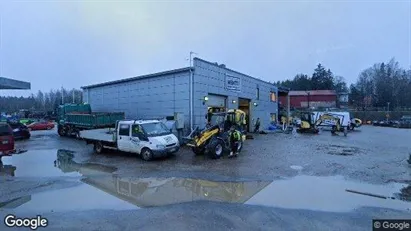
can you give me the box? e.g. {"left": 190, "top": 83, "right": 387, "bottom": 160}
{"left": 189, "top": 67, "right": 193, "bottom": 131}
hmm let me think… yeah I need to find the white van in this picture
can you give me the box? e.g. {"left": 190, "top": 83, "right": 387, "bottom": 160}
{"left": 80, "top": 120, "right": 180, "bottom": 161}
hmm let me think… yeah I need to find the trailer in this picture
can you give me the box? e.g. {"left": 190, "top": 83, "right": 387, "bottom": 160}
{"left": 80, "top": 120, "right": 180, "bottom": 161}
{"left": 57, "top": 103, "right": 125, "bottom": 138}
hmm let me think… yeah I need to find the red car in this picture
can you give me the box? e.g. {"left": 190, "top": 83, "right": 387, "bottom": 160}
{"left": 27, "top": 121, "right": 55, "bottom": 131}
{"left": 0, "top": 122, "right": 15, "bottom": 157}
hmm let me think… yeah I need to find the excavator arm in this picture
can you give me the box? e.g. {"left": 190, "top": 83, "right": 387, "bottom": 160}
{"left": 314, "top": 113, "right": 348, "bottom": 136}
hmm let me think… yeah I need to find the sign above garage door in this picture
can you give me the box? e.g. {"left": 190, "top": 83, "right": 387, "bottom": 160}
{"left": 225, "top": 74, "right": 241, "bottom": 92}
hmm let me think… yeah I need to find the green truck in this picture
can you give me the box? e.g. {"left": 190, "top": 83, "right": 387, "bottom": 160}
{"left": 57, "top": 103, "right": 125, "bottom": 138}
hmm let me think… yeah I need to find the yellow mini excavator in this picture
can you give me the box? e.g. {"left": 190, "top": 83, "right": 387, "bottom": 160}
{"left": 184, "top": 109, "right": 247, "bottom": 159}
{"left": 296, "top": 112, "right": 348, "bottom": 136}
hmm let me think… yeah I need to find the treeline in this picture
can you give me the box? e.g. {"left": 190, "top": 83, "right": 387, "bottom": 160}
{"left": 277, "top": 58, "right": 411, "bottom": 110}
{"left": 0, "top": 88, "right": 83, "bottom": 113}
{"left": 276, "top": 63, "right": 348, "bottom": 93}
{"left": 349, "top": 58, "right": 411, "bottom": 109}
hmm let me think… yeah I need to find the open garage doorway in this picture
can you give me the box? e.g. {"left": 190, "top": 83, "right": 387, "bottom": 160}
{"left": 238, "top": 98, "right": 251, "bottom": 132}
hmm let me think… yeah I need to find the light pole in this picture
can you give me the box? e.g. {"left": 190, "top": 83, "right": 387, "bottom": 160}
{"left": 306, "top": 91, "right": 311, "bottom": 109}
{"left": 386, "top": 102, "right": 390, "bottom": 121}
{"left": 188, "top": 51, "right": 198, "bottom": 131}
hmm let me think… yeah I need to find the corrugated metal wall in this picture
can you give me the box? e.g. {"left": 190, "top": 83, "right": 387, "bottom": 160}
{"left": 83, "top": 58, "right": 278, "bottom": 133}
{"left": 83, "top": 71, "right": 191, "bottom": 129}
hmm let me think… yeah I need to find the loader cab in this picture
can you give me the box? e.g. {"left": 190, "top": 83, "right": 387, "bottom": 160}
{"left": 206, "top": 110, "right": 245, "bottom": 133}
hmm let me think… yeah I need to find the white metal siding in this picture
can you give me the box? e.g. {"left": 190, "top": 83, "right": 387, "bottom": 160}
{"left": 83, "top": 71, "right": 191, "bottom": 131}
{"left": 83, "top": 59, "right": 279, "bottom": 133}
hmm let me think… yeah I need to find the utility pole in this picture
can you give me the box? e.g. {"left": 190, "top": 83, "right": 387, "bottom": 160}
{"left": 72, "top": 88, "right": 75, "bottom": 104}
{"left": 306, "top": 91, "right": 311, "bottom": 109}
{"left": 61, "top": 86, "right": 64, "bottom": 105}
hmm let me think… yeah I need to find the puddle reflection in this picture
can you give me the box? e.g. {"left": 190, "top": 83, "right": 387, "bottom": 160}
{"left": 0, "top": 149, "right": 410, "bottom": 213}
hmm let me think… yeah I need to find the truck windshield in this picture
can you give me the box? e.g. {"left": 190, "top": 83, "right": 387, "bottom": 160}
{"left": 141, "top": 122, "right": 170, "bottom": 137}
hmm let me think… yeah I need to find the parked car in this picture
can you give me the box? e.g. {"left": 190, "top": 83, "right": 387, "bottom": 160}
{"left": 8, "top": 122, "right": 31, "bottom": 140}
{"left": 398, "top": 116, "right": 411, "bottom": 128}
{"left": 0, "top": 122, "right": 15, "bottom": 157}
{"left": 27, "top": 121, "right": 55, "bottom": 131}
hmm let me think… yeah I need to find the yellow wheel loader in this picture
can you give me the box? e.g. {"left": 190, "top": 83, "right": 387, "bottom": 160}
{"left": 184, "top": 110, "right": 247, "bottom": 159}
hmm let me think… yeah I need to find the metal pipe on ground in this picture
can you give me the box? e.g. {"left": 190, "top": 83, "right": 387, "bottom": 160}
{"left": 345, "top": 189, "right": 388, "bottom": 199}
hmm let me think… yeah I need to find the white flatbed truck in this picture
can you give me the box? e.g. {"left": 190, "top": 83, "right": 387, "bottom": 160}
{"left": 80, "top": 120, "right": 180, "bottom": 161}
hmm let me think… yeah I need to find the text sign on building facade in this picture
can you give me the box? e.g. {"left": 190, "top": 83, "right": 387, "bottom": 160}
{"left": 225, "top": 74, "right": 241, "bottom": 92}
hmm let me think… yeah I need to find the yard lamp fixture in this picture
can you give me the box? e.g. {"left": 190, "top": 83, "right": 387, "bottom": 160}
{"left": 232, "top": 100, "right": 236, "bottom": 104}
{"left": 203, "top": 96, "right": 209, "bottom": 105}
{"left": 253, "top": 102, "right": 258, "bottom": 107}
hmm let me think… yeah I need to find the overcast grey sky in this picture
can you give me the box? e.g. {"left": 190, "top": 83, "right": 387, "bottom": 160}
{"left": 0, "top": 0, "right": 410, "bottom": 97}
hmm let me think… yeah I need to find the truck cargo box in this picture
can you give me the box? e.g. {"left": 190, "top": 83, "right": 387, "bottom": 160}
{"left": 65, "top": 112, "right": 125, "bottom": 128}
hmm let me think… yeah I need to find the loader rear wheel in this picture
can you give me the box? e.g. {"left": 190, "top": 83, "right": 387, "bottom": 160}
{"left": 206, "top": 139, "right": 224, "bottom": 159}
{"left": 192, "top": 147, "right": 205, "bottom": 155}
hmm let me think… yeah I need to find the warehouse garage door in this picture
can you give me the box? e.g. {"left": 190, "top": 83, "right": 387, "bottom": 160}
{"left": 207, "top": 94, "right": 227, "bottom": 109}
{"left": 207, "top": 94, "right": 227, "bottom": 116}
{"left": 206, "top": 94, "right": 227, "bottom": 124}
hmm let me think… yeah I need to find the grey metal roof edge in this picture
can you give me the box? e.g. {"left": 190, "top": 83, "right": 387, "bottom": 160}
{"left": 278, "top": 86, "right": 290, "bottom": 92}
{"left": 193, "top": 57, "right": 278, "bottom": 89}
{"left": 81, "top": 67, "right": 193, "bottom": 89}
{"left": 0, "top": 77, "right": 31, "bottom": 90}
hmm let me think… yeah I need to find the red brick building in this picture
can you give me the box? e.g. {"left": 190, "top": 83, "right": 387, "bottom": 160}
{"left": 279, "top": 90, "right": 337, "bottom": 109}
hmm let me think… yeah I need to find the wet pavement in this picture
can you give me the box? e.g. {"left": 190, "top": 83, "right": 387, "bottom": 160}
{"left": 0, "top": 126, "right": 410, "bottom": 230}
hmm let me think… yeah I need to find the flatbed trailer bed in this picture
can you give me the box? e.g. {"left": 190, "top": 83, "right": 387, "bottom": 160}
{"left": 80, "top": 128, "right": 116, "bottom": 143}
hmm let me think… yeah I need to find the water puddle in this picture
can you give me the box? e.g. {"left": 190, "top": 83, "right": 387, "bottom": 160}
{"left": 0, "top": 177, "right": 271, "bottom": 212}
{"left": 245, "top": 175, "right": 411, "bottom": 212}
{"left": 1, "top": 149, "right": 410, "bottom": 213}
{"left": 0, "top": 149, "right": 116, "bottom": 178}
{"left": 1, "top": 174, "right": 410, "bottom": 213}
{"left": 2, "top": 184, "right": 137, "bottom": 213}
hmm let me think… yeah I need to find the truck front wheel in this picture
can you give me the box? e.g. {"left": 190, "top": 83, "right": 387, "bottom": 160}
{"left": 141, "top": 148, "right": 153, "bottom": 161}
{"left": 94, "top": 142, "right": 104, "bottom": 154}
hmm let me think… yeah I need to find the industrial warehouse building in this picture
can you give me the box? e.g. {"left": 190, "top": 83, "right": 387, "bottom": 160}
{"left": 82, "top": 58, "right": 279, "bottom": 134}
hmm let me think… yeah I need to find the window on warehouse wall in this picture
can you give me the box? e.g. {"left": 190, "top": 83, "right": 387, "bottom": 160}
{"left": 270, "top": 113, "right": 277, "bottom": 122}
{"left": 270, "top": 91, "right": 277, "bottom": 102}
